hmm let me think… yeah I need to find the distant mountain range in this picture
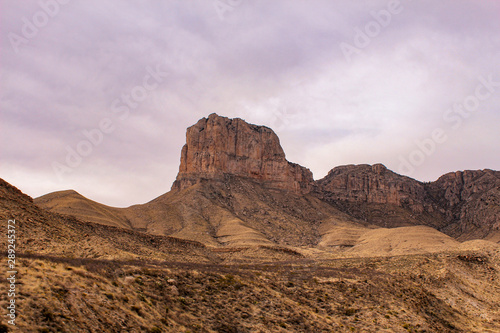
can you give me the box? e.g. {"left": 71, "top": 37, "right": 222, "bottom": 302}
{"left": 31, "top": 114, "right": 499, "bottom": 257}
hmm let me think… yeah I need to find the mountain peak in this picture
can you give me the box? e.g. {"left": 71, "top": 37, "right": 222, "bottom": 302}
{"left": 172, "top": 115, "right": 313, "bottom": 193}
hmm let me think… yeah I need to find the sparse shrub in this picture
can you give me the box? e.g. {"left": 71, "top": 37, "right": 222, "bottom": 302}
{"left": 217, "top": 274, "right": 244, "bottom": 290}
{"left": 339, "top": 307, "right": 358, "bottom": 316}
{"left": 41, "top": 307, "right": 54, "bottom": 321}
{"left": 148, "top": 326, "right": 162, "bottom": 333}
{"left": 214, "top": 322, "right": 239, "bottom": 333}
{"left": 131, "top": 305, "right": 141, "bottom": 315}
{"left": 53, "top": 286, "right": 69, "bottom": 300}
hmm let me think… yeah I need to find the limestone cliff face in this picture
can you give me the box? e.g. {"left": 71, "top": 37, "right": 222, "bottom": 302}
{"left": 428, "top": 170, "right": 500, "bottom": 208}
{"left": 428, "top": 170, "right": 500, "bottom": 241}
{"left": 172, "top": 114, "right": 313, "bottom": 193}
{"left": 315, "top": 164, "right": 500, "bottom": 241}
{"left": 312, "top": 164, "right": 450, "bottom": 230}
{"left": 314, "top": 164, "right": 430, "bottom": 213}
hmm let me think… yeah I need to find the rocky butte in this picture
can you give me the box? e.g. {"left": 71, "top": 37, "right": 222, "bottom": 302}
{"left": 172, "top": 113, "right": 314, "bottom": 193}
{"left": 34, "top": 114, "right": 500, "bottom": 243}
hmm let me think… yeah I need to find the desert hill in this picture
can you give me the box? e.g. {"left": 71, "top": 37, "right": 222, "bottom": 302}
{"left": 0, "top": 178, "right": 213, "bottom": 262}
{"left": 36, "top": 175, "right": 371, "bottom": 250}
{"left": 35, "top": 189, "right": 133, "bottom": 229}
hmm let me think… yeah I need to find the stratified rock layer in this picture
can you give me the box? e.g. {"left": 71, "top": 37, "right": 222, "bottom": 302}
{"left": 314, "top": 164, "right": 429, "bottom": 212}
{"left": 428, "top": 169, "right": 500, "bottom": 241}
{"left": 315, "top": 164, "right": 500, "bottom": 241}
{"left": 172, "top": 113, "right": 313, "bottom": 193}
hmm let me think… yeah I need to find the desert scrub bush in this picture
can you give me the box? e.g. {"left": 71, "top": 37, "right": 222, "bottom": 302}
{"left": 338, "top": 306, "right": 359, "bottom": 316}
{"left": 41, "top": 307, "right": 54, "bottom": 321}
{"left": 224, "top": 274, "right": 247, "bottom": 290}
{"left": 131, "top": 305, "right": 141, "bottom": 315}
{"left": 52, "top": 286, "right": 69, "bottom": 300}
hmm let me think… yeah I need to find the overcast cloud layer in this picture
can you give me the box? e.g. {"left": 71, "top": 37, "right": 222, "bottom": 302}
{"left": 1, "top": 0, "right": 499, "bottom": 207}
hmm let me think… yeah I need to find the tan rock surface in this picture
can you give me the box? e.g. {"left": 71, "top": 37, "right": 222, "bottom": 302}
{"left": 172, "top": 113, "right": 313, "bottom": 193}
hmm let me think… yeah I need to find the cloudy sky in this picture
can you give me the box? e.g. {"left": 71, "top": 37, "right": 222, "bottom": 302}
{"left": 1, "top": 0, "right": 499, "bottom": 207}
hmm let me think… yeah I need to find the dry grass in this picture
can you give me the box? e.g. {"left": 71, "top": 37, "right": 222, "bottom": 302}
{"left": 1, "top": 248, "right": 499, "bottom": 332}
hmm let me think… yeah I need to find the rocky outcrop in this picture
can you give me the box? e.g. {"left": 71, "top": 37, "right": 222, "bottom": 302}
{"left": 172, "top": 113, "right": 313, "bottom": 193}
{"left": 314, "top": 164, "right": 430, "bottom": 213}
{"left": 315, "top": 164, "right": 500, "bottom": 241}
{"left": 427, "top": 170, "right": 500, "bottom": 208}
{"left": 428, "top": 170, "right": 500, "bottom": 241}
{"left": 313, "top": 164, "right": 448, "bottom": 229}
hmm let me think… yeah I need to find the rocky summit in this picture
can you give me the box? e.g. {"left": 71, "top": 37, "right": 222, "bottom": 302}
{"left": 172, "top": 113, "right": 314, "bottom": 193}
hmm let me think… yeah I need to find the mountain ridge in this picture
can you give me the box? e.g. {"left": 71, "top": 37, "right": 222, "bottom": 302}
{"left": 34, "top": 114, "right": 499, "bottom": 247}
